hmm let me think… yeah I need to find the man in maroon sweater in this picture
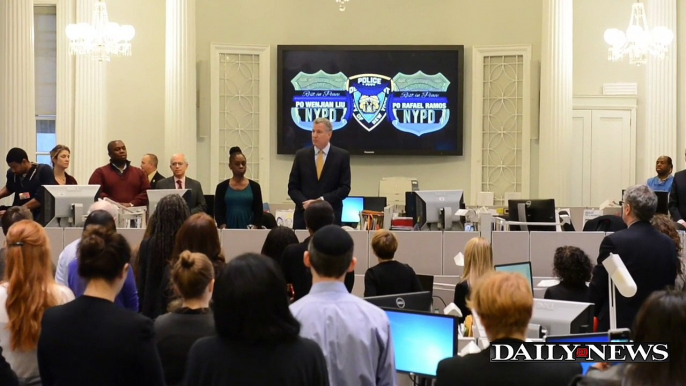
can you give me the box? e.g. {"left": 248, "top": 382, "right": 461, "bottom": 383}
{"left": 88, "top": 140, "right": 150, "bottom": 207}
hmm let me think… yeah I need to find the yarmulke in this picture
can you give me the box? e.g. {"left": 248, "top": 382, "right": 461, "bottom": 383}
{"left": 311, "top": 225, "right": 354, "bottom": 255}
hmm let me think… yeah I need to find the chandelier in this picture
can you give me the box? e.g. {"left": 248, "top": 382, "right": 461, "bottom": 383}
{"left": 65, "top": 0, "right": 135, "bottom": 62}
{"left": 603, "top": 2, "right": 674, "bottom": 66}
{"left": 335, "top": 0, "right": 349, "bottom": 11}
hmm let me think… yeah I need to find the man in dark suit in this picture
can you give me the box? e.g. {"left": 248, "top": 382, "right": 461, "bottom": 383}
{"left": 590, "top": 184, "right": 679, "bottom": 332}
{"left": 280, "top": 201, "right": 354, "bottom": 301}
{"left": 140, "top": 153, "right": 165, "bottom": 189}
{"left": 669, "top": 153, "right": 686, "bottom": 225}
{"left": 288, "top": 117, "right": 351, "bottom": 229}
{"left": 155, "top": 154, "right": 207, "bottom": 214}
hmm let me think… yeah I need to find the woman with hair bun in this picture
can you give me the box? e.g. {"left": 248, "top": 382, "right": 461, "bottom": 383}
{"left": 154, "top": 251, "right": 215, "bottom": 386}
{"left": 214, "top": 146, "right": 264, "bottom": 229}
{"left": 37, "top": 225, "right": 164, "bottom": 386}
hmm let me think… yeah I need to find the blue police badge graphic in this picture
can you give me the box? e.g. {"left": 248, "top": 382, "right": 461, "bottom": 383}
{"left": 388, "top": 71, "right": 451, "bottom": 136}
{"left": 347, "top": 74, "right": 393, "bottom": 132}
{"left": 290, "top": 70, "right": 351, "bottom": 131}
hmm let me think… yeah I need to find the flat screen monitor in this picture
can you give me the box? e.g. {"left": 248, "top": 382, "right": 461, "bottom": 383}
{"left": 494, "top": 262, "right": 533, "bottom": 292}
{"left": 530, "top": 299, "right": 595, "bottom": 336}
{"left": 507, "top": 199, "right": 556, "bottom": 231}
{"left": 148, "top": 189, "right": 191, "bottom": 215}
{"left": 364, "top": 291, "right": 432, "bottom": 312}
{"left": 546, "top": 333, "right": 609, "bottom": 374}
{"left": 655, "top": 191, "right": 669, "bottom": 215}
{"left": 417, "top": 274, "right": 434, "bottom": 296}
{"left": 277, "top": 45, "right": 465, "bottom": 156}
{"left": 384, "top": 308, "right": 458, "bottom": 378}
{"left": 41, "top": 185, "right": 101, "bottom": 227}
{"left": 415, "top": 190, "right": 465, "bottom": 230}
{"left": 342, "top": 196, "right": 364, "bottom": 223}
{"left": 364, "top": 196, "right": 387, "bottom": 212}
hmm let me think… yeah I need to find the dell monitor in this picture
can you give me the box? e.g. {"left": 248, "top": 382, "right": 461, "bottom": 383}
{"left": 507, "top": 199, "right": 556, "bottom": 231}
{"left": 415, "top": 190, "right": 465, "bottom": 231}
{"left": 364, "top": 196, "right": 388, "bottom": 212}
{"left": 364, "top": 291, "right": 432, "bottom": 312}
{"left": 530, "top": 299, "right": 595, "bottom": 336}
{"left": 655, "top": 191, "right": 669, "bottom": 215}
{"left": 546, "top": 333, "right": 609, "bottom": 374}
{"left": 417, "top": 274, "right": 435, "bottom": 297}
{"left": 494, "top": 262, "right": 533, "bottom": 292}
{"left": 341, "top": 196, "right": 364, "bottom": 224}
{"left": 41, "top": 185, "right": 101, "bottom": 227}
{"left": 384, "top": 308, "right": 458, "bottom": 378}
{"left": 147, "top": 189, "right": 191, "bottom": 216}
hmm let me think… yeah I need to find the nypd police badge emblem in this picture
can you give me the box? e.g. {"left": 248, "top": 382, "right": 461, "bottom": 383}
{"left": 347, "top": 74, "right": 394, "bottom": 132}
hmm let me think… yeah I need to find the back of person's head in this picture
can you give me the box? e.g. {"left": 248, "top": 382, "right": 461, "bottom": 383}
{"left": 261, "top": 226, "right": 299, "bottom": 263}
{"left": 1, "top": 206, "right": 32, "bottom": 235}
{"left": 212, "top": 253, "right": 299, "bottom": 344}
{"left": 371, "top": 230, "right": 398, "bottom": 260}
{"left": 173, "top": 213, "right": 224, "bottom": 268}
{"left": 651, "top": 214, "right": 683, "bottom": 256}
{"left": 623, "top": 184, "right": 657, "bottom": 222}
{"left": 4, "top": 220, "right": 57, "bottom": 351}
{"left": 143, "top": 214, "right": 156, "bottom": 240}
{"left": 552, "top": 246, "right": 592, "bottom": 287}
{"left": 88, "top": 200, "right": 118, "bottom": 221}
{"left": 172, "top": 250, "right": 214, "bottom": 300}
{"left": 304, "top": 200, "right": 335, "bottom": 233}
{"left": 78, "top": 225, "right": 131, "bottom": 282}
{"left": 307, "top": 225, "right": 354, "bottom": 278}
{"left": 6, "top": 147, "right": 28, "bottom": 164}
{"left": 83, "top": 210, "right": 116, "bottom": 232}
{"left": 261, "top": 212, "right": 277, "bottom": 229}
{"left": 626, "top": 290, "right": 686, "bottom": 385}
{"left": 461, "top": 237, "right": 494, "bottom": 286}
{"left": 468, "top": 272, "right": 533, "bottom": 340}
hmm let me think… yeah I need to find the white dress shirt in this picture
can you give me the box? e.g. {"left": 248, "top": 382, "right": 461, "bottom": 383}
{"left": 174, "top": 176, "right": 186, "bottom": 190}
{"left": 314, "top": 142, "right": 331, "bottom": 165}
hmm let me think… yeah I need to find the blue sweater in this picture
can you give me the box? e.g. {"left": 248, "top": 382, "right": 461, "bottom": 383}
{"left": 67, "top": 260, "right": 140, "bottom": 312}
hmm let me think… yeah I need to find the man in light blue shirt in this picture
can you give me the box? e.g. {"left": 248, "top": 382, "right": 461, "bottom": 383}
{"left": 646, "top": 155, "right": 674, "bottom": 192}
{"left": 290, "top": 225, "right": 396, "bottom": 386}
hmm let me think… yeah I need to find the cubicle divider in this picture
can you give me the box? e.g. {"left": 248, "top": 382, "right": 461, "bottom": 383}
{"left": 491, "top": 231, "right": 530, "bottom": 266}
{"left": 442, "top": 232, "right": 480, "bottom": 275}
{"left": 529, "top": 231, "right": 605, "bottom": 276}
{"left": 44, "top": 228, "right": 64, "bottom": 266}
{"left": 377, "top": 231, "right": 443, "bottom": 276}
{"left": 221, "top": 229, "right": 270, "bottom": 260}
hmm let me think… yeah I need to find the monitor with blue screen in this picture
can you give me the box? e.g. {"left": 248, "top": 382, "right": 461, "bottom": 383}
{"left": 494, "top": 262, "right": 533, "bottom": 292}
{"left": 342, "top": 196, "right": 364, "bottom": 223}
{"left": 545, "top": 333, "right": 608, "bottom": 375}
{"left": 384, "top": 308, "right": 457, "bottom": 378}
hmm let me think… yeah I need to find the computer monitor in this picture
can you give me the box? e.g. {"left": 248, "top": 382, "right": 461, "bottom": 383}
{"left": 655, "top": 191, "right": 669, "bottom": 215}
{"left": 41, "top": 185, "right": 101, "bottom": 227}
{"left": 364, "top": 196, "right": 388, "bottom": 212}
{"left": 341, "top": 196, "right": 364, "bottom": 224}
{"left": 364, "top": 291, "right": 432, "bottom": 312}
{"left": 417, "top": 275, "right": 434, "bottom": 297}
{"left": 415, "top": 190, "right": 465, "bottom": 231}
{"left": 384, "top": 308, "right": 458, "bottom": 378}
{"left": 530, "top": 298, "right": 595, "bottom": 336}
{"left": 494, "top": 262, "right": 533, "bottom": 292}
{"left": 147, "top": 189, "right": 191, "bottom": 215}
{"left": 546, "top": 333, "right": 609, "bottom": 374}
{"left": 507, "top": 199, "right": 556, "bottom": 231}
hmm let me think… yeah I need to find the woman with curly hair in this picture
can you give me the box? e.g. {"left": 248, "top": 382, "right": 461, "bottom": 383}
{"left": 544, "top": 246, "right": 592, "bottom": 302}
{"left": 650, "top": 214, "right": 685, "bottom": 290}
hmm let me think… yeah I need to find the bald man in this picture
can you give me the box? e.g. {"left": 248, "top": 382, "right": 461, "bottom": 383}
{"left": 155, "top": 154, "right": 207, "bottom": 214}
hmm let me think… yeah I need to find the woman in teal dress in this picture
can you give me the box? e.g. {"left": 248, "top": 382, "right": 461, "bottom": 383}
{"left": 214, "top": 147, "right": 264, "bottom": 229}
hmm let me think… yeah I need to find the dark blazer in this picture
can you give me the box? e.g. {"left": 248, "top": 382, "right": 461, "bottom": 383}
{"left": 155, "top": 176, "right": 207, "bottom": 214}
{"left": 544, "top": 282, "right": 591, "bottom": 303}
{"left": 363, "top": 260, "right": 422, "bottom": 297}
{"left": 0, "top": 346, "right": 17, "bottom": 386}
{"left": 150, "top": 171, "right": 165, "bottom": 189}
{"left": 589, "top": 221, "right": 679, "bottom": 331}
{"left": 37, "top": 296, "right": 165, "bottom": 386}
{"left": 670, "top": 169, "right": 686, "bottom": 221}
{"left": 280, "top": 236, "right": 354, "bottom": 301}
{"left": 288, "top": 145, "right": 351, "bottom": 229}
{"left": 214, "top": 179, "right": 263, "bottom": 228}
{"left": 436, "top": 338, "right": 582, "bottom": 386}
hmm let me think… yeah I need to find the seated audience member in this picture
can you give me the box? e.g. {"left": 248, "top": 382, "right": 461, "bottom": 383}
{"left": 281, "top": 201, "right": 354, "bottom": 301}
{"left": 0, "top": 148, "right": 56, "bottom": 220}
{"left": 651, "top": 214, "right": 686, "bottom": 290}
{"left": 185, "top": 253, "right": 328, "bottom": 386}
{"left": 453, "top": 237, "right": 494, "bottom": 323}
{"left": 261, "top": 226, "right": 299, "bottom": 264}
{"left": 55, "top": 200, "right": 119, "bottom": 285}
{"left": 0, "top": 206, "right": 32, "bottom": 280}
{"left": 572, "top": 290, "right": 686, "bottom": 386}
{"left": 646, "top": 155, "right": 673, "bottom": 192}
{"left": 155, "top": 154, "right": 207, "bottom": 214}
{"left": 155, "top": 251, "right": 215, "bottom": 386}
{"left": 50, "top": 145, "right": 77, "bottom": 185}
{"left": 290, "top": 225, "right": 395, "bottom": 386}
{"left": 136, "top": 194, "right": 190, "bottom": 319}
{"left": 88, "top": 140, "right": 150, "bottom": 207}
{"left": 436, "top": 272, "right": 582, "bottom": 386}
{"left": 364, "top": 229, "right": 422, "bottom": 297}
{"left": 544, "top": 246, "right": 592, "bottom": 302}
{"left": 590, "top": 185, "right": 679, "bottom": 331}
{"left": 0, "top": 220, "right": 74, "bottom": 384}
{"left": 172, "top": 213, "right": 226, "bottom": 278}
{"left": 262, "top": 211, "right": 277, "bottom": 229}
{"left": 37, "top": 226, "right": 164, "bottom": 385}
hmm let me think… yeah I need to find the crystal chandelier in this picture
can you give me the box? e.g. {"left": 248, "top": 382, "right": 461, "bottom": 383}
{"left": 603, "top": 2, "right": 674, "bottom": 66}
{"left": 65, "top": 0, "right": 135, "bottom": 62}
{"left": 335, "top": 0, "right": 350, "bottom": 11}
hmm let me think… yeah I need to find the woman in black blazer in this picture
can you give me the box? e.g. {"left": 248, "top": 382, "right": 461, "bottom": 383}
{"left": 37, "top": 225, "right": 165, "bottom": 386}
{"left": 214, "top": 147, "right": 263, "bottom": 229}
{"left": 544, "top": 246, "right": 592, "bottom": 303}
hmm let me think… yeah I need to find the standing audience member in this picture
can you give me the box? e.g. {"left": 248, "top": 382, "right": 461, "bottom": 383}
{"left": 364, "top": 230, "right": 422, "bottom": 297}
{"left": 155, "top": 251, "right": 215, "bottom": 386}
{"left": 0, "top": 347, "right": 17, "bottom": 386}
{"left": 0, "top": 221, "right": 74, "bottom": 384}
{"left": 651, "top": 214, "right": 686, "bottom": 290}
{"left": 670, "top": 148, "right": 686, "bottom": 225}
{"left": 89, "top": 140, "right": 150, "bottom": 207}
{"left": 290, "top": 225, "right": 395, "bottom": 386}
{"left": 50, "top": 145, "right": 77, "bottom": 185}
{"left": 156, "top": 154, "right": 207, "bottom": 214}
{"left": 0, "top": 148, "right": 56, "bottom": 220}
{"left": 590, "top": 185, "right": 679, "bottom": 331}
{"left": 132, "top": 213, "right": 156, "bottom": 280}
{"left": 140, "top": 154, "right": 165, "bottom": 189}
{"left": 136, "top": 195, "right": 190, "bottom": 319}
{"left": 185, "top": 253, "right": 329, "bottom": 386}
{"left": 261, "top": 212, "right": 278, "bottom": 229}
{"left": 261, "top": 226, "right": 299, "bottom": 265}
{"left": 172, "top": 213, "right": 226, "bottom": 277}
{"left": 646, "top": 156, "right": 673, "bottom": 192}
{"left": 214, "top": 147, "right": 264, "bottom": 229}
{"left": 544, "top": 246, "right": 592, "bottom": 303}
{"left": 436, "top": 272, "right": 581, "bottom": 386}
{"left": 37, "top": 225, "right": 164, "bottom": 386}
{"left": 453, "top": 237, "right": 494, "bottom": 323}
{"left": 0, "top": 206, "right": 32, "bottom": 280}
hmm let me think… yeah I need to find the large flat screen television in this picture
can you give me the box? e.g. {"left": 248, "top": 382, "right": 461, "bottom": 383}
{"left": 277, "top": 45, "right": 464, "bottom": 155}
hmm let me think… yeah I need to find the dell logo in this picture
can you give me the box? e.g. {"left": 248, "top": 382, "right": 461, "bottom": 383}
{"left": 536, "top": 301, "right": 555, "bottom": 311}
{"left": 396, "top": 297, "right": 406, "bottom": 308}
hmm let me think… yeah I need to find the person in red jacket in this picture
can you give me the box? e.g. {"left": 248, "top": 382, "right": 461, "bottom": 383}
{"left": 88, "top": 140, "right": 150, "bottom": 207}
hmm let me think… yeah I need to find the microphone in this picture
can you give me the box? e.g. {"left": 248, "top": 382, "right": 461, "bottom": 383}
{"left": 602, "top": 253, "right": 637, "bottom": 298}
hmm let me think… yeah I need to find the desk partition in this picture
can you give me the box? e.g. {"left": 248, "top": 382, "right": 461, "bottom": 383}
{"left": 491, "top": 231, "right": 530, "bottom": 266}
{"left": 44, "top": 228, "right": 64, "bottom": 266}
{"left": 380, "top": 231, "right": 443, "bottom": 276}
{"left": 442, "top": 232, "right": 480, "bottom": 275}
{"left": 221, "top": 229, "right": 270, "bottom": 259}
{"left": 529, "top": 232, "right": 605, "bottom": 276}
